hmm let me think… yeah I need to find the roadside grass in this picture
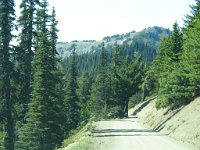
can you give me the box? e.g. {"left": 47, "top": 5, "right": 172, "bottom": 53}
{"left": 64, "top": 136, "right": 92, "bottom": 150}
{"left": 59, "top": 120, "right": 95, "bottom": 150}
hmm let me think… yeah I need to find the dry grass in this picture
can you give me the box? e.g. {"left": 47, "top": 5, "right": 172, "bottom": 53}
{"left": 59, "top": 121, "right": 95, "bottom": 150}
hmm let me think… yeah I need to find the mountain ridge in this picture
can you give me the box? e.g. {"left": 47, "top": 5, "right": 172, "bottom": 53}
{"left": 57, "top": 26, "right": 171, "bottom": 57}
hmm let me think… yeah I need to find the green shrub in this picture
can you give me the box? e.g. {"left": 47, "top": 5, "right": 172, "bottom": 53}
{"left": 155, "top": 96, "right": 169, "bottom": 109}
{"left": 0, "top": 131, "right": 6, "bottom": 150}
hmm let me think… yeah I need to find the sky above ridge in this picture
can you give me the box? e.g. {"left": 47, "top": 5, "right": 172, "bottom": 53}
{"left": 15, "top": 0, "right": 195, "bottom": 42}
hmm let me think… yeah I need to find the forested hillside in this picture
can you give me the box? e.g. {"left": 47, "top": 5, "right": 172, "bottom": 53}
{"left": 145, "top": 2, "right": 200, "bottom": 108}
{"left": 57, "top": 26, "right": 170, "bottom": 57}
{"left": 0, "top": 0, "right": 199, "bottom": 150}
{"left": 58, "top": 27, "right": 170, "bottom": 76}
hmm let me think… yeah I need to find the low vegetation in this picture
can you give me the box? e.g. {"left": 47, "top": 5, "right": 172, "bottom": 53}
{"left": 64, "top": 137, "right": 92, "bottom": 150}
{"left": 60, "top": 122, "right": 94, "bottom": 149}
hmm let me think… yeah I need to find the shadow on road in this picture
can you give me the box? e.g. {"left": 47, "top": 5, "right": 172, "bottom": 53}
{"left": 92, "top": 128, "right": 154, "bottom": 133}
{"left": 91, "top": 128, "right": 168, "bottom": 137}
{"left": 92, "top": 134, "right": 167, "bottom": 137}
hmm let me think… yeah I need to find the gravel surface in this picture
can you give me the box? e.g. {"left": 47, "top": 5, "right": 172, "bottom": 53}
{"left": 92, "top": 116, "right": 199, "bottom": 150}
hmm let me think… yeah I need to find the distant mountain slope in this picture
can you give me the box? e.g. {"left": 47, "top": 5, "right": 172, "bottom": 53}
{"left": 58, "top": 26, "right": 171, "bottom": 76}
{"left": 57, "top": 26, "right": 171, "bottom": 58}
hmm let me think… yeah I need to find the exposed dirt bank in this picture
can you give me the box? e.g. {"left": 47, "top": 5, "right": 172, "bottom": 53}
{"left": 130, "top": 97, "right": 200, "bottom": 147}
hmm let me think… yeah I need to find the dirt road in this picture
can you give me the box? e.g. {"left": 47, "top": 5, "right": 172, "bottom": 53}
{"left": 92, "top": 116, "right": 199, "bottom": 150}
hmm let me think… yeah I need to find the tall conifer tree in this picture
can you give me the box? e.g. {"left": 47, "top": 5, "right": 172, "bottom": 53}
{"left": 90, "top": 42, "right": 111, "bottom": 119}
{"left": 0, "top": 0, "right": 15, "bottom": 149}
{"left": 171, "top": 22, "right": 183, "bottom": 62}
{"left": 16, "top": 0, "right": 40, "bottom": 125}
{"left": 119, "top": 54, "right": 145, "bottom": 117}
{"left": 16, "top": 1, "right": 63, "bottom": 149}
{"left": 184, "top": 0, "right": 200, "bottom": 28}
{"left": 78, "top": 72, "right": 93, "bottom": 122}
{"left": 109, "top": 45, "right": 122, "bottom": 117}
{"left": 166, "top": 16, "right": 200, "bottom": 106}
{"left": 64, "top": 49, "right": 80, "bottom": 133}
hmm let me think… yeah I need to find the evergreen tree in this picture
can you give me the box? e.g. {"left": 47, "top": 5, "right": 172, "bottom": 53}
{"left": 90, "top": 42, "right": 111, "bottom": 119}
{"left": 184, "top": 0, "right": 200, "bottom": 29}
{"left": 15, "top": 0, "right": 40, "bottom": 126}
{"left": 141, "top": 69, "right": 159, "bottom": 100}
{"left": 49, "top": 7, "right": 58, "bottom": 57}
{"left": 0, "top": 0, "right": 15, "bottom": 149}
{"left": 78, "top": 72, "right": 93, "bottom": 122}
{"left": 153, "top": 37, "right": 175, "bottom": 107}
{"left": 64, "top": 49, "right": 80, "bottom": 133}
{"left": 109, "top": 45, "right": 123, "bottom": 117}
{"left": 150, "top": 23, "right": 183, "bottom": 107}
{"left": 171, "top": 22, "right": 183, "bottom": 62}
{"left": 46, "top": 7, "right": 65, "bottom": 147}
{"left": 165, "top": 16, "right": 200, "bottom": 107}
{"left": 16, "top": 1, "right": 63, "bottom": 149}
{"left": 119, "top": 54, "right": 145, "bottom": 117}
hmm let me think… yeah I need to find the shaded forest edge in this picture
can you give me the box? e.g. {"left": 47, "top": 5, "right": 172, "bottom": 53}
{"left": 0, "top": 0, "right": 200, "bottom": 150}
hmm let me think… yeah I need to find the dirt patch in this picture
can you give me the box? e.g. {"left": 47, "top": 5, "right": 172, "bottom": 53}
{"left": 132, "top": 97, "right": 200, "bottom": 147}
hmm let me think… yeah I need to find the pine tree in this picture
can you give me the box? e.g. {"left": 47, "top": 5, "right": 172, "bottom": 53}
{"left": 109, "top": 45, "right": 122, "bottom": 117}
{"left": 183, "top": 17, "right": 200, "bottom": 98}
{"left": 171, "top": 22, "right": 183, "bottom": 62}
{"left": 15, "top": 0, "right": 40, "bottom": 127}
{"left": 153, "top": 37, "right": 174, "bottom": 107}
{"left": 50, "top": 7, "right": 58, "bottom": 57}
{"left": 64, "top": 49, "right": 80, "bottom": 133}
{"left": 150, "top": 23, "right": 183, "bottom": 107}
{"left": 78, "top": 72, "right": 93, "bottom": 122}
{"left": 45, "top": 7, "right": 65, "bottom": 147}
{"left": 90, "top": 42, "right": 111, "bottom": 119}
{"left": 166, "top": 16, "right": 200, "bottom": 107}
{"left": 184, "top": 0, "right": 200, "bottom": 29}
{"left": 16, "top": 1, "right": 64, "bottom": 149}
{"left": 119, "top": 54, "right": 145, "bottom": 117}
{"left": 0, "top": 0, "right": 15, "bottom": 149}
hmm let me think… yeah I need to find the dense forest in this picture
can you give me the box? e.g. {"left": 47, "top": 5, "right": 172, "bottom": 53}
{"left": 0, "top": 0, "right": 199, "bottom": 149}
{"left": 58, "top": 26, "right": 170, "bottom": 76}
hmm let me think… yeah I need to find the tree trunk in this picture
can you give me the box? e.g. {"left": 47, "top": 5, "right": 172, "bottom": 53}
{"left": 123, "top": 100, "right": 128, "bottom": 118}
{"left": 5, "top": 78, "right": 14, "bottom": 150}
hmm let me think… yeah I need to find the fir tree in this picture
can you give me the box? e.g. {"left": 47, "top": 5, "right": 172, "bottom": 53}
{"left": 90, "top": 42, "right": 111, "bottom": 119}
{"left": 171, "top": 22, "right": 183, "bottom": 62}
{"left": 109, "top": 45, "right": 123, "bottom": 117}
{"left": 16, "top": 1, "right": 63, "bottom": 149}
{"left": 0, "top": 0, "right": 15, "bottom": 149}
{"left": 78, "top": 72, "right": 93, "bottom": 122}
{"left": 64, "top": 49, "right": 80, "bottom": 133}
{"left": 184, "top": 0, "right": 200, "bottom": 29}
{"left": 15, "top": 0, "right": 40, "bottom": 126}
{"left": 151, "top": 23, "right": 183, "bottom": 107}
{"left": 166, "top": 16, "right": 200, "bottom": 107}
{"left": 49, "top": 7, "right": 58, "bottom": 57}
{"left": 46, "top": 7, "right": 65, "bottom": 147}
{"left": 119, "top": 54, "right": 145, "bottom": 117}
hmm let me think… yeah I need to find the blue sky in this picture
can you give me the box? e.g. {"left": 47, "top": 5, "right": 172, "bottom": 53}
{"left": 15, "top": 0, "right": 195, "bottom": 42}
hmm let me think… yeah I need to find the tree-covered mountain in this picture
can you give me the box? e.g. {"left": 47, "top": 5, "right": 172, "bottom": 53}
{"left": 58, "top": 26, "right": 171, "bottom": 76}
{"left": 57, "top": 26, "right": 171, "bottom": 57}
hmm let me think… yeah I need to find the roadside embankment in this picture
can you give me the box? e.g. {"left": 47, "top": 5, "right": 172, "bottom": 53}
{"left": 129, "top": 97, "right": 200, "bottom": 146}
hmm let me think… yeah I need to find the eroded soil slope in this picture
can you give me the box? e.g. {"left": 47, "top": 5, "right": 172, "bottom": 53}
{"left": 133, "top": 97, "right": 200, "bottom": 146}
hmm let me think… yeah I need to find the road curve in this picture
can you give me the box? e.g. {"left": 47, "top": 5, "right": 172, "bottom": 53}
{"left": 92, "top": 116, "right": 199, "bottom": 150}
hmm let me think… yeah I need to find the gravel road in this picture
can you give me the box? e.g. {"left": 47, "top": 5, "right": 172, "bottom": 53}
{"left": 91, "top": 116, "right": 199, "bottom": 150}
